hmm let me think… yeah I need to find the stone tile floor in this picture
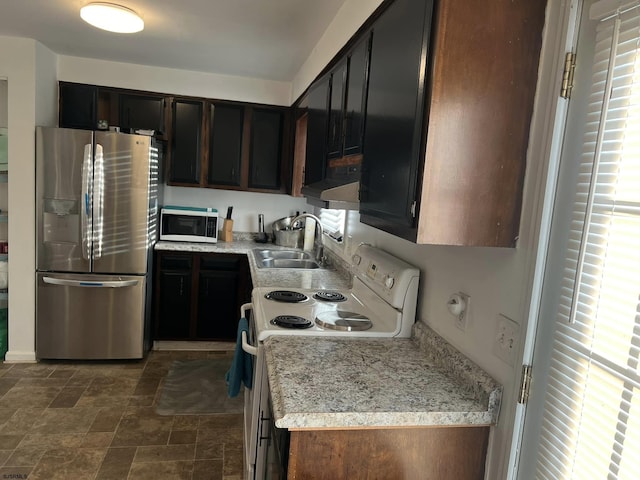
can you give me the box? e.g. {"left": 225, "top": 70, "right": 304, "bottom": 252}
{"left": 0, "top": 350, "right": 243, "bottom": 480}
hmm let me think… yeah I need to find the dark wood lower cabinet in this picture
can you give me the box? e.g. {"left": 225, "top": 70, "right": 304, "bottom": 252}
{"left": 153, "top": 251, "right": 251, "bottom": 341}
{"left": 155, "top": 254, "right": 192, "bottom": 339}
{"left": 286, "top": 426, "right": 489, "bottom": 480}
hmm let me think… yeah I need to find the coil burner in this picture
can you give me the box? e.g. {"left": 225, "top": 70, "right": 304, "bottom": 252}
{"left": 270, "top": 315, "right": 313, "bottom": 329}
{"left": 265, "top": 290, "right": 309, "bottom": 303}
{"left": 314, "top": 290, "right": 347, "bottom": 302}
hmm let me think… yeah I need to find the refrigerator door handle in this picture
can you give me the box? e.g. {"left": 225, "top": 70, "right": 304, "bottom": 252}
{"left": 42, "top": 277, "right": 139, "bottom": 288}
{"left": 93, "top": 143, "right": 105, "bottom": 260}
{"left": 81, "top": 143, "right": 93, "bottom": 261}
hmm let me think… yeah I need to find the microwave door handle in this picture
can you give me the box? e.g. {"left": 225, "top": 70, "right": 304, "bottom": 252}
{"left": 81, "top": 143, "right": 93, "bottom": 261}
{"left": 92, "top": 144, "right": 105, "bottom": 260}
{"left": 240, "top": 303, "right": 257, "bottom": 356}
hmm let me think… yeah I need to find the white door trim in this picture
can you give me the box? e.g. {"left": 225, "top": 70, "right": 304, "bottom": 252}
{"left": 506, "top": 0, "right": 584, "bottom": 478}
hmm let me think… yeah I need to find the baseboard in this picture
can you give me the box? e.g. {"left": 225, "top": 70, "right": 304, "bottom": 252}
{"left": 153, "top": 340, "right": 235, "bottom": 352}
{"left": 3, "top": 350, "right": 37, "bottom": 363}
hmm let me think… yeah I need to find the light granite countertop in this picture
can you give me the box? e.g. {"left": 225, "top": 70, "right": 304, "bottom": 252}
{"left": 155, "top": 238, "right": 502, "bottom": 431}
{"left": 155, "top": 239, "right": 352, "bottom": 290}
{"left": 264, "top": 322, "right": 502, "bottom": 430}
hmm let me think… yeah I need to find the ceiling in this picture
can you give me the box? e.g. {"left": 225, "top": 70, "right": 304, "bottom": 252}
{"left": 0, "top": 0, "right": 348, "bottom": 82}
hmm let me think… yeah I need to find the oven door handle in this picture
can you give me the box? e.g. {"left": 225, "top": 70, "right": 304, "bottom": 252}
{"left": 242, "top": 331, "right": 257, "bottom": 356}
{"left": 240, "top": 302, "right": 258, "bottom": 356}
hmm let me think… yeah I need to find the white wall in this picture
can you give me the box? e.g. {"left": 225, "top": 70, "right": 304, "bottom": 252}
{"left": 0, "top": 36, "right": 57, "bottom": 362}
{"left": 58, "top": 56, "right": 292, "bottom": 106}
{"left": 294, "top": 1, "right": 563, "bottom": 479}
{"left": 163, "top": 186, "right": 308, "bottom": 233}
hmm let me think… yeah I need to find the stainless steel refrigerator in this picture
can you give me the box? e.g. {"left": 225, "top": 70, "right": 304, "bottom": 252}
{"left": 36, "top": 126, "right": 160, "bottom": 359}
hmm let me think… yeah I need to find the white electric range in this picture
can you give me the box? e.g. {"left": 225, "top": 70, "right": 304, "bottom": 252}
{"left": 241, "top": 244, "right": 420, "bottom": 479}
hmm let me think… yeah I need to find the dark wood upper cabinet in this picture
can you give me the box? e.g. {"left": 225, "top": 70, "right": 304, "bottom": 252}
{"left": 358, "top": 0, "right": 546, "bottom": 246}
{"left": 167, "top": 99, "right": 288, "bottom": 193}
{"left": 296, "top": 33, "right": 371, "bottom": 189}
{"left": 169, "top": 99, "right": 203, "bottom": 185}
{"left": 415, "top": 0, "right": 546, "bottom": 246}
{"left": 58, "top": 81, "right": 289, "bottom": 195}
{"left": 207, "top": 103, "right": 244, "bottom": 187}
{"left": 303, "top": 75, "right": 330, "bottom": 187}
{"left": 59, "top": 83, "right": 97, "bottom": 130}
{"left": 360, "top": 0, "right": 432, "bottom": 235}
{"left": 60, "top": 82, "right": 167, "bottom": 136}
{"left": 327, "top": 60, "right": 347, "bottom": 160}
{"left": 248, "top": 108, "right": 284, "bottom": 190}
{"left": 119, "top": 94, "right": 165, "bottom": 134}
{"left": 327, "top": 33, "right": 371, "bottom": 160}
{"left": 343, "top": 33, "right": 372, "bottom": 157}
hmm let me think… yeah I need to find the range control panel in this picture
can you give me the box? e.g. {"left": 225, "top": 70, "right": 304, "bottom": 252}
{"left": 351, "top": 244, "right": 420, "bottom": 310}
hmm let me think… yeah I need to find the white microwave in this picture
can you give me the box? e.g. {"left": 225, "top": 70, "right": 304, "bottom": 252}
{"left": 160, "top": 206, "right": 218, "bottom": 243}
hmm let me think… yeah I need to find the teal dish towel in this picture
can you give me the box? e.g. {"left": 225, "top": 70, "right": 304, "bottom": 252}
{"left": 226, "top": 317, "right": 253, "bottom": 397}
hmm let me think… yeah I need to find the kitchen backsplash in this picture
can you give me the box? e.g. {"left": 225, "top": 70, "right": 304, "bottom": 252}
{"left": 163, "top": 185, "right": 309, "bottom": 233}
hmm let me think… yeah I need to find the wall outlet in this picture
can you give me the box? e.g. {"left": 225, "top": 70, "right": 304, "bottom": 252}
{"left": 493, "top": 314, "right": 520, "bottom": 365}
{"left": 447, "top": 292, "right": 470, "bottom": 331}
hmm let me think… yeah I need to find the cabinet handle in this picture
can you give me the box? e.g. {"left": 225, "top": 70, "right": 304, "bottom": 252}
{"left": 179, "top": 277, "right": 184, "bottom": 296}
{"left": 259, "top": 412, "right": 271, "bottom": 446}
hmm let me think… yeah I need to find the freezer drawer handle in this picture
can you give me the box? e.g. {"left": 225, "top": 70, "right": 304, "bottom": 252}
{"left": 42, "top": 277, "right": 139, "bottom": 288}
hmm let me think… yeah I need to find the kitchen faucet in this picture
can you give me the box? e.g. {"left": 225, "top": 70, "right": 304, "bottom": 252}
{"left": 291, "top": 213, "right": 325, "bottom": 266}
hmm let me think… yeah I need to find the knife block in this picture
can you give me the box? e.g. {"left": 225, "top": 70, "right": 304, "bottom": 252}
{"left": 221, "top": 219, "right": 233, "bottom": 242}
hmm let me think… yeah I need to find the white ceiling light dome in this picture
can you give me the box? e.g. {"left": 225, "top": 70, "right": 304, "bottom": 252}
{"left": 80, "top": 2, "right": 144, "bottom": 33}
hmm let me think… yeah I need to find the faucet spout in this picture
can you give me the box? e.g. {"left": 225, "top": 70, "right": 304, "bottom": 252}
{"left": 291, "top": 213, "right": 325, "bottom": 266}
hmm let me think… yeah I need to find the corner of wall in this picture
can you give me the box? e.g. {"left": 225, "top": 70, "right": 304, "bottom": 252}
{"left": 35, "top": 41, "right": 58, "bottom": 126}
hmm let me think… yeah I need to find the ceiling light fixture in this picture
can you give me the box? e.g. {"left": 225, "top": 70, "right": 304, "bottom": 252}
{"left": 80, "top": 2, "right": 144, "bottom": 33}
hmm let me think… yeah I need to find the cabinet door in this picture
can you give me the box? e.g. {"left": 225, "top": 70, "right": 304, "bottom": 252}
{"left": 208, "top": 103, "right": 244, "bottom": 187}
{"left": 119, "top": 94, "right": 165, "bottom": 134}
{"left": 304, "top": 76, "right": 330, "bottom": 186}
{"left": 343, "top": 34, "right": 372, "bottom": 156}
{"left": 155, "top": 254, "right": 192, "bottom": 340}
{"left": 327, "top": 61, "right": 347, "bottom": 160}
{"left": 196, "top": 255, "right": 243, "bottom": 340}
{"left": 59, "top": 83, "right": 97, "bottom": 130}
{"left": 360, "top": 0, "right": 433, "bottom": 237}
{"left": 197, "top": 270, "right": 239, "bottom": 340}
{"left": 169, "top": 99, "right": 203, "bottom": 184}
{"left": 249, "top": 108, "right": 283, "bottom": 190}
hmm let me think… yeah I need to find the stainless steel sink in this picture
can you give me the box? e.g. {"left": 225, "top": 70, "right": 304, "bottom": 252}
{"left": 252, "top": 249, "right": 321, "bottom": 269}
{"left": 254, "top": 249, "right": 314, "bottom": 260}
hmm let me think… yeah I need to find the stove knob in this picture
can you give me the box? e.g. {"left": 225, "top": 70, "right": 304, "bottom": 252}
{"left": 384, "top": 275, "right": 394, "bottom": 289}
{"left": 352, "top": 254, "right": 362, "bottom": 265}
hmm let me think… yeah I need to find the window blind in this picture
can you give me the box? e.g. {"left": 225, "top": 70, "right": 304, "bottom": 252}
{"left": 319, "top": 208, "right": 346, "bottom": 242}
{"left": 535, "top": 6, "right": 640, "bottom": 479}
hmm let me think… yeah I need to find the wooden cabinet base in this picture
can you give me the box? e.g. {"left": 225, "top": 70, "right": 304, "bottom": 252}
{"left": 287, "top": 426, "right": 489, "bottom": 480}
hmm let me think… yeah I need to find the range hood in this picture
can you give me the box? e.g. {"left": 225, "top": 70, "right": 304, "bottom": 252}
{"left": 301, "top": 179, "right": 360, "bottom": 210}
{"left": 301, "top": 162, "right": 361, "bottom": 210}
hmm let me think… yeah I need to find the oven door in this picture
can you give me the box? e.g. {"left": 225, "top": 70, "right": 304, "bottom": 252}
{"left": 241, "top": 303, "right": 270, "bottom": 480}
